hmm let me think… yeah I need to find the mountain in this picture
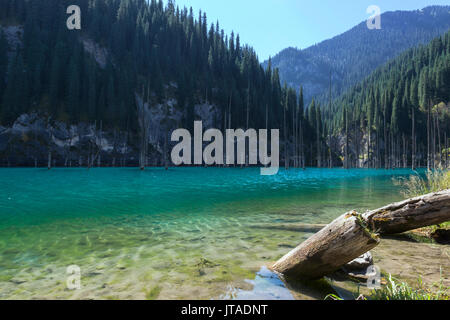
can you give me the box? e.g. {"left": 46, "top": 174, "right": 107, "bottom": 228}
{"left": 264, "top": 6, "right": 450, "bottom": 104}
{"left": 0, "top": 0, "right": 291, "bottom": 166}
{"left": 323, "top": 31, "right": 450, "bottom": 169}
{"left": 0, "top": 0, "right": 448, "bottom": 169}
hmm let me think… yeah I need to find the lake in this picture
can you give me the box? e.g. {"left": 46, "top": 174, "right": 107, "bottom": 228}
{"left": 0, "top": 167, "right": 421, "bottom": 299}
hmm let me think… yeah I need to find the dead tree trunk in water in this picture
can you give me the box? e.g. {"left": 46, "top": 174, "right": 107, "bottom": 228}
{"left": 384, "top": 107, "right": 388, "bottom": 169}
{"left": 328, "top": 72, "right": 332, "bottom": 168}
{"left": 445, "top": 131, "right": 448, "bottom": 169}
{"left": 139, "top": 85, "right": 150, "bottom": 170}
{"left": 293, "top": 101, "right": 297, "bottom": 168}
{"left": 47, "top": 119, "right": 52, "bottom": 170}
{"left": 432, "top": 111, "right": 436, "bottom": 169}
{"left": 246, "top": 81, "right": 250, "bottom": 167}
{"left": 164, "top": 97, "right": 170, "bottom": 171}
{"left": 427, "top": 100, "right": 431, "bottom": 171}
{"left": 47, "top": 149, "right": 52, "bottom": 170}
{"left": 412, "top": 106, "right": 415, "bottom": 170}
{"left": 363, "top": 189, "right": 450, "bottom": 235}
{"left": 402, "top": 134, "right": 406, "bottom": 168}
{"left": 437, "top": 113, "right": 442, "bottom": 168}
{"left": 97, "top": 120, "right": 102, "bottom": 167}
{"left": 283, "top": 96, "right": 288, "bottom": 170}
{"left": 300, "top": 117, "right": 305, "bottom": 169}
{"left": 273, "top": 190, "right": 450, "bottom": 280}
{"left": 272, "top": 211, "right": 380, "bottom": 280}
{"left": 345, "top": 107, "right": 349, "bottom": 169}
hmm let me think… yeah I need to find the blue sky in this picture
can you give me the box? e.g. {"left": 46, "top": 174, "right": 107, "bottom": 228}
{"left": 168, "top": 0, "right": 450, "bottom": 61}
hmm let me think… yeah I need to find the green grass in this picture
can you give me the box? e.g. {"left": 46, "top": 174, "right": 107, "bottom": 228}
{"left": 393, "top": 169, "right": 450, "bottom": 198}
{"left": 370, "top": 274, "right": 449, "bottom": 300}
{"left": 325, "top": 272, "right": 449, "bottom": 300}
{"left": 393, "top": 169, "right": 450, "bottom": 238}
{"left": 324, "top": 294, "right": 343, "bottom": 300}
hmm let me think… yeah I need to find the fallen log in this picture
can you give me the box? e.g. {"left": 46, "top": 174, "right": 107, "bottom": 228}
{"left": 362, "top": 189, "right": 450, "bottom": 235}
{"left": 272, "top": 211, "right": 380, "bottom": 280}
{"left": 272, "top": 190, "right": 450, "bottom": 280}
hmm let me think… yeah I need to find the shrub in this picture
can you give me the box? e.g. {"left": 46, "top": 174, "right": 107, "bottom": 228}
{"left": 370, "top": 274, "right": 448, "bottom": 300}
{"left": 394, "top": 169, "right": 450, "bottom": 198}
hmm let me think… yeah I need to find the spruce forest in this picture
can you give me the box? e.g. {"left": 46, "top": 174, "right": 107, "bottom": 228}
{"left": 324, "top": 32, "right": 450, "bottom": 170}
{"left": 0, "top": 0, "right": 448, "bottom": 168}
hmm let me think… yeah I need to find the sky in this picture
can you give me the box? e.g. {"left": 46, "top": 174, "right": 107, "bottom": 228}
{"left": 167, "top": 0, "right": 450, "bottom": 61}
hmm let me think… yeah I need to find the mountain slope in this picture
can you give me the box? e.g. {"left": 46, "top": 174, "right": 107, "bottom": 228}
{"left": 0, "top": 0, "right": 289, "bottom": 166}
{"left": 265, "top": 5, "right": 450, "bottom": 103}
{"left": 325, "top": 31, "right": 450, "bottom": 169}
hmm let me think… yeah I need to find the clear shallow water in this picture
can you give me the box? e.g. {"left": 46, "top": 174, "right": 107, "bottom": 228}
{"left": 0, "top": 168, "right": 419, "bottom": 299}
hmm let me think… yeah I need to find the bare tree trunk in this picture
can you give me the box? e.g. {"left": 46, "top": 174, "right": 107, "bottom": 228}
{"left": 316, "top": 123, "right": 321, "bottom": 168}
{"left": 391, "top": 131, "right": 394, "bottom": 169}
{"left": 402, "top": 133, "right": 406, "bottom": 168}
{"left": 412, "top": 107, "right": 415, "bottom": 170}
{"left": 384, "top": 108, "right": 388, "bottom": 169}
{"left": 164, "top": 126, "right": 168, "bottom": 170}
{"left": 300, "top": 118, "right": 305, "bottom": 169}
{"left": 328, "top": 129, "right": 332, "bottom": 168}
{"left": 367, "top": 126, "right": 371, "bottom": 168}
{"left": 47, "top": 119, "right": 52, "bottom": 170}
{"left": 228, "top": 93, "right": 232, "bottom": 167}
{"left": 284, "top": 102, "right": 288, "bottom": 170}
{"left": 228, "top": 94, "right": 232, "bottom": 130}
{"left": 293, "top": 103, "right": 297, "bottom": 168}
{"left": 97, "top": 120, "right": 102, "bottom": 167}
{"left": 437, "top": 114, "right": 441, "bottom": 168}
{"left": 328, "top": 72, "right": 332, "bottom": 168}
{"left": 272, "top": 211, "right": 380, "bottom": 280}
{"left": 139, "top": 85, "right": 150, "bottom": 171}
{"left": 47, "top": 150, "right": 52, "bottom": 170}
{"left": 445, "top": 131, "right": 448, "bottom": 169}
{"left": 363, "top": 189, "right": 450, "bottom": 234}
{"left": 345, "top": 107, "right": 349, "bottom": 169}
{"left": 432, "top": 112, "right": 436, "bottom": 169}
{"left": 427, "top": 101, "right": 431, "bottom": 171}
{"left": 246, "top": 82, "right": 250, "bottom": 167}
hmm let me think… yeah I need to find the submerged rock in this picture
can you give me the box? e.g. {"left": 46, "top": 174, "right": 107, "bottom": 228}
{"left": 338, "top": 252, "right": 374, "bottom": 282}
{"left": 344, "top": 252, "right": 373, "bottom": 272}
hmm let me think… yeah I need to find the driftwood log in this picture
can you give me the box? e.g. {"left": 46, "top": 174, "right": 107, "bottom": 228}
{"left": 272, "top": 211, "right": 380, "bottom": 280}
{"left": 363, "top": 189, "right": 450, "bottom": 235}
{"left": 273, "top": 190, "right": 450, "bottom": 280}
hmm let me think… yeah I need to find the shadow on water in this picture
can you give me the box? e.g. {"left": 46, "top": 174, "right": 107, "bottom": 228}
{"left": 223, "top": 266, "right": 357, "bottom": 300}
{"left": 222, "top": 266, "right": 295, "bottom": 300}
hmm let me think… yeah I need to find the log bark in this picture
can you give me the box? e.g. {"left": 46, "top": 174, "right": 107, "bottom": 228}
{"left": 362, "top": 189, "right": 450, "bottom": 235}
{"left": 272, "top": 211, "right": 380, "bottom": 280}
{"left": 272, "top": 190, "right": 450, "bottom": 280}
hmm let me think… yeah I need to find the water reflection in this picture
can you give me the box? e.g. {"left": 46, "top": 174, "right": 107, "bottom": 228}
{"left": 223, "top": 267, "right": 295, "bottom": 300}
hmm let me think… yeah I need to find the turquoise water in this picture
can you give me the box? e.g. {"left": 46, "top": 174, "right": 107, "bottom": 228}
{"left": 0, "top": 168, "right": 418, "bottom": 299}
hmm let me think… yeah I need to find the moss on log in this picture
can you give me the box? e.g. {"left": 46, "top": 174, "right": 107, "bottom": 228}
{"left": 363, "top": 189, "right": 450, "bottom": 235}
